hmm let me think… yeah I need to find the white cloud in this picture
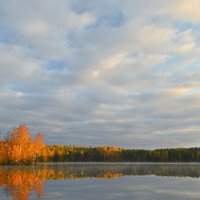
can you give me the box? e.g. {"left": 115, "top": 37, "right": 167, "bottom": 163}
{"left": 168, "top": 0, "right": 200, "bottom": 23}
{"left": 174, "top": 29, "right": 196, "bottom": 53}
{"left": 0, "top": 0, "right": 200, "bottom": 148}
{"left": 22, "top": 20, "right": 50, "bottom": 36}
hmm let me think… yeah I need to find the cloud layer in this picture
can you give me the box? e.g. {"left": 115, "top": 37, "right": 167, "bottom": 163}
{"left": 0, "top": 0, "right": 200, "bottom": 148}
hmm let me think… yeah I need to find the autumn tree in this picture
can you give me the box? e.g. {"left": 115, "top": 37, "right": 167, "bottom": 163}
{"left": 0, "top": 125, "right": 45, "bottom": 165}
{"left": 34, "top": 132, "right": 44, "bottom": 158}
{"left": 0, "top": 141, "right": 8, "bottom": 164}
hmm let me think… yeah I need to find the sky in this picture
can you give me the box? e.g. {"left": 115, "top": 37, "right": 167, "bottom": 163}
{"left": 0, "top": 0, "right": 200, "bottom": 149}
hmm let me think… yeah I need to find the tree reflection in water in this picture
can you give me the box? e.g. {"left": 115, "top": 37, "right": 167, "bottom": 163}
{"left": 0, "top": 167, "right": 43, "bottom": 200}
{"left": 1, "top": 163, "right": 200, "bottom": 200}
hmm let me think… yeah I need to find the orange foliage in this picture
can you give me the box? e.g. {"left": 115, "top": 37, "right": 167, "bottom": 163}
{"left": 0, "top": 125, "right": 45, "bottom": 165}
{"left": 0, "top": 168, "right": 44, "bottom": 200}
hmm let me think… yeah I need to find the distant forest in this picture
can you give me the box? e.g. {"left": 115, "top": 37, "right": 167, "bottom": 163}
{"left": 40, "top": 145, "right": 200, "bottom": 163}
{"left": 1, "top": 125, "right": 200, "bottom": 164}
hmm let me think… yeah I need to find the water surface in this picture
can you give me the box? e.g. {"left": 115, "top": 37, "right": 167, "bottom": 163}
{"left": 1, "top": 163, "right": 200, "bottom": 200}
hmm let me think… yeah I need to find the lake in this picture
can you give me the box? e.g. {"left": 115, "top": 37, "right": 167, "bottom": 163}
{"left": 1, "top": 163, "right": 200, "bottom": 200}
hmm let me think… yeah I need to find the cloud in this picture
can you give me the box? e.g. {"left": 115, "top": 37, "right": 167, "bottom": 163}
{"left": 168, "top": 0, "right": 200, "bottom": 23}
{"left": 0, "top": 0, "right": 200, "bottom": 148}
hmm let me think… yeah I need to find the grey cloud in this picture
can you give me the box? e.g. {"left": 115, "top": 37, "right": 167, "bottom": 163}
{"left": 0, "top": 0, "right": 200, "bottom": 148}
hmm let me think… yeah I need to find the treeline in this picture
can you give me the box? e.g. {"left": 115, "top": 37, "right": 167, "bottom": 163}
{"left": 39, "top": 145, "right": 200, "bottom": 162}
{"left": 1, "top": 125, "right": 200, "bottom": 164}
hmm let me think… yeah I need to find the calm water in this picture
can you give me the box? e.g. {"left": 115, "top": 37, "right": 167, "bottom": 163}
{"left": 1, "top": 163, "right": 200, "bottom": 200}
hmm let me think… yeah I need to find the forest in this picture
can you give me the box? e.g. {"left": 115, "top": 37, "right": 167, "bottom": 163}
{"left": 40, "top": 145, "right": 200, "bottom": 162}
{"left": 1, "top": 125, "right": 200, "bottom": 164}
